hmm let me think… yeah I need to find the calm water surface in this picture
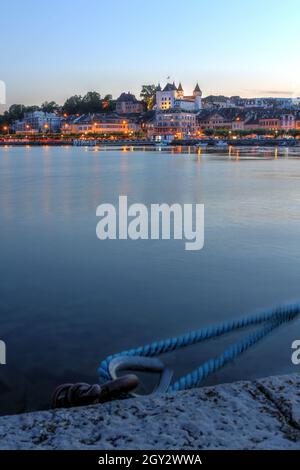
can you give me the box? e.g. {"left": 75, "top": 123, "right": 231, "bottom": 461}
{"left": 1, "top": 145, "right": 300, "bottom": 415}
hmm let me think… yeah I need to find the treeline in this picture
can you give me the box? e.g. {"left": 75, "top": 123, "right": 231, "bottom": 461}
{"left": 0, "top": 85, "right": 159, "bottom": 130}
{"left": 0, "top": 91, "right": 116, "bottom": 127}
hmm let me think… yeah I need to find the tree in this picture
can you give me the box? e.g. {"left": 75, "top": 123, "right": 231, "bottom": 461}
{"left": 101, "top": 94, "right": 114, "bottom": 112}
{"left": 5, "top": 104, "right": 26, "bottom": 122}
{"left": 62, "top": 95, "right": 83, "bottom": 115}
{"left": 24, "top": 105, "right": 40, "bottom": 114}
{"left": 41, "top": 101, "right": 60, "bottom": 113}
{"left": 103, "top": 94, "right": 112, "bottom": 101}
{"left": 81, "top": 91, "right": 102, "bottom": 113}
{"left": 0, "top": 104, "right": 43, "bottom": 128}
{"left": 140, "top": 85, "right": 158, "bottom": 110}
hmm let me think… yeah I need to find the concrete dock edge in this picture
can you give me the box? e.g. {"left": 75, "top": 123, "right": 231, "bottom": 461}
{"left": 0, "top": 374, "right": 299, "bottom": 450}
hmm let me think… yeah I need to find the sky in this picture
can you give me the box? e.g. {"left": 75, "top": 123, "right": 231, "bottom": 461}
{"left": 0, "top": 0, "right": 300, "bottom": 108}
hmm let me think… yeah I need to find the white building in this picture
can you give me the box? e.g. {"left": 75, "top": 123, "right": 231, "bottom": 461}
{"left": 14, "top": 111, "right": 62, "bottom": 134}
{"left": 156, "top": 82, "right": 202, "bottom": 112}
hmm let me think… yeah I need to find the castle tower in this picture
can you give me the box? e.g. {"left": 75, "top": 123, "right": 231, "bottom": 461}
{"left": 193, "top": 83, "right": 202, "bottom": 111}
{"left": 193, "top": 83, "right": 202, "bottom": 98}
{"left": 156, "top": 82, "right": 178, "bottom": 110}
{"left": 177, "top": 82, "right": 184, "bottom": 99}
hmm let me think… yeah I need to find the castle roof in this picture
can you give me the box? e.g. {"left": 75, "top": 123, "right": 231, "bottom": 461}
{"left": 178, "top": 82, "right": 183, "bottom": 92}
{"left": 162, "top": 83, "right": 178, "bottom": 92}
{"left": 194, "top": 83, "right": 201, "bottom": 93}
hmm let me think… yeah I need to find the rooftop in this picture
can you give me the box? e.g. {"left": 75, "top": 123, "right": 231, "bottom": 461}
{"left": 162, "top": 83, "right": 178, "bottom": 92}
{"left": 116, "top": 92, "right": 139, "bottom": 103}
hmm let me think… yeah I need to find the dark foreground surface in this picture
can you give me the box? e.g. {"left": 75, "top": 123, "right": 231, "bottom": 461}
{"left": 0, "top": 373, "right": 299, "bottom": 450}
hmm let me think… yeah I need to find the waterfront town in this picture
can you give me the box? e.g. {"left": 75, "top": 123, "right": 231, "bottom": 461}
{"left": 1, "top": 82, "right": 300, "bottom": 143}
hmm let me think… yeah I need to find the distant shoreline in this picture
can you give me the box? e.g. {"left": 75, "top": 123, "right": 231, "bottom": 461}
{"left": 0, "top": 140, "right": 71, "bottom": 146}
{"left": 0, "top": 139, "right": 300, "bottom": 148}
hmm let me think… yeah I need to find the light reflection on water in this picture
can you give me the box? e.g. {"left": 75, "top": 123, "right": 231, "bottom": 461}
{"left": 0, "top": 145, "right": 300, "bottom": 415}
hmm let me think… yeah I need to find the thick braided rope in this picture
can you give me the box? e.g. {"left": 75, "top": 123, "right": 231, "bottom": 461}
{"left": 98, "top": 303, "right": 300, "bottom": 391}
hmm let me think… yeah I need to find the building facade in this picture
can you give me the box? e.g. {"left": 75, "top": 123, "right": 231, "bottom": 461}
{"left": 14, "top": 111, "right": 62, "bottom": 134}
{"left": 258, "top": 118, "right": 281, "bottom": 130}
{"left": 197, "top": 108, "right": 300, "bottom": 132}
{"left": 116, "top": 92, "right": 144, "bottom": 114}
{"left": 156, "top": 82, "right": 202, "bottom": 112}
{"left": 155, "top": 110, "right": 197, "bottom": 138}
{"left": 62, "top": 114, "right": 140, "bottom": 135}
{"left": 281, "top": 114, "right": 296, "bottom": 131}
{"left": 197, "top": 109, "right": 247, "bottom": 130}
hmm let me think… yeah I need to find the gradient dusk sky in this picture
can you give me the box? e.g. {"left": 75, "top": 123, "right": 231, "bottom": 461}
{"left": 0, "top": 0, "right": 299, "bottom": 107}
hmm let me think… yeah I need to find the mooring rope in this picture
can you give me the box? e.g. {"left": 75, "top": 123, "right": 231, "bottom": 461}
{"left": 98, "top": 303, "right": 300, "bottom": 392}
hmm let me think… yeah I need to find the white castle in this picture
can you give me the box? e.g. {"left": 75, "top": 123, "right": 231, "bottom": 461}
{"left": 156, "top": 82, "right": 202, "bottom": 112}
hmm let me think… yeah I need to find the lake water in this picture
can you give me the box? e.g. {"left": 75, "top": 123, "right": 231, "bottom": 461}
{"left": 1, "top": 145, "right": 300, "bottom": 415}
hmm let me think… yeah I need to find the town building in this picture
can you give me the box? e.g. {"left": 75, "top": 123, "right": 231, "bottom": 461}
{"left": 258, "top": 117, "right": 280, "bottom": 131}
{"left": 13, "top": 111, "right": 62, "bottom": 134}
{"left": 153, "top": 82, "right": 202, "bottom": 139}
{"left": 61, "top": 113, "right": 140, "bottom": 135}
{"left": 281, "top": 113, "right": 296, "bottom": 131}
{"left": 256, "top": 112, "right": 296, "bottom": 131}
{"left": 155, "top": 110, "right": 197, "bottom": 138}
{"left": 156, "top": 82, "right": 202, "bottom": 112}
{"left": 116, "top": 92, "right": 144, "bottom": 114}
{"left": 202, "top": 96, "right": 300, "bottom": 111}
{"left": 197, "top": 109, "right": 247, "bottom": 130}
{"left": 202, "top": 95, "right": 235, "bottom": 109}
{"left": 197, "top": 108, "right": 300, "bottom": 132}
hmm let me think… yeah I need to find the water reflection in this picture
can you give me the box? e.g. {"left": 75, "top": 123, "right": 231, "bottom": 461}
{"left": 0, "top": 145, "right": 300, "bottom": 222}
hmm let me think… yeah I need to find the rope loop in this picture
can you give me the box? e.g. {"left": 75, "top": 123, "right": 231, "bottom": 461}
{"left": 98, "top": 302, "right": 300, "bottom": 393}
